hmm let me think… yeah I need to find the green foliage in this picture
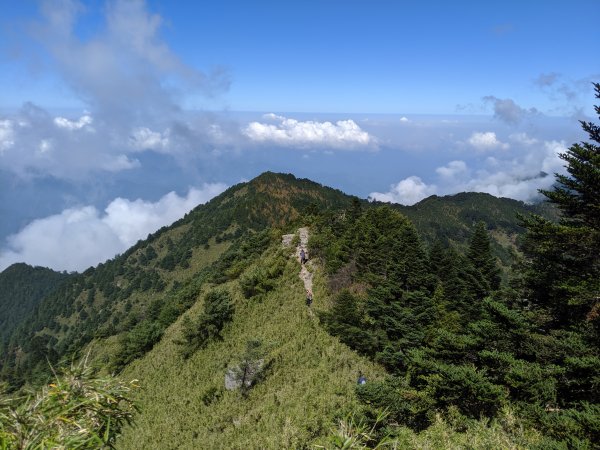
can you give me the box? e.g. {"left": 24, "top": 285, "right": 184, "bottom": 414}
{"left": 2, "top": 169, "right": 595, "bottom": 448}
{"left": 0, "top": 263, "right": 71, "bottom": 343}
{"left": 468, "top": 221, "right": 501, "bottom": 293}
{"left": 176, "top": 289, "right": 234, "bottom": 358}
{"left": 0, "top": 360, "right": 137, "bottom": 449}
{"left": 239, "top": 250, "right": 286, "bottom": 299}
{"left": 226, "top": 339, "right": 267, "bottom": 396}
{"left": 115, "top": 241, "right": 382, "bottom": 450}
{"left": 521, "top": 83, "right": 600, "bottom": 332}
{"left": 112, "top": 321, "right": 164, "bottom": 371}
{"left": 0, "top": 172, "right": 556, "bottom": 392}
{"left": 315, "top": 411, "right": 391, "bottom": 449}
{"left": 319, "top": 290, "right": 376, "bottom": 356}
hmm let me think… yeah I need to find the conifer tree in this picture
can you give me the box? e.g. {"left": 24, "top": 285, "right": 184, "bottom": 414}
{"left": 467, "top": 221, "right": 501, "bottom": 293}
{"left": 522, "top": 83, "right": 600, "bottom": 330}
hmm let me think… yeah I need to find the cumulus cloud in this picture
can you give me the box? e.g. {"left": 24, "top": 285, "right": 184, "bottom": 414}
{"left": 0, "top": 0, "right": 231, "bottom": 180}
{"left": 35, "top": 0, "right": 229, "bottom": 119}
{"left": 399, "top": 116, "right": 410, "bottom": 122}
{"left": 483, "top": 96, "right": 539, "bottom": 124}
{"left": 129, "top": 127, "right": 170, "bottom": 152}
{"left": 467, "top": 131, "right": 509, "bottom": 151}
{"left": 54, "top": 114, "right": 93, "bottom": 130}
{"left": 0, "top": 104, "right": 144, "bottom": 179}
{"left": 0, "top": 120, "right": 15, "bottom": 153}
{"left": 453, "top": 139, "right": 566, "bottom": 200}
{"left": 369, "top": 176, "right": 436, "bottom": 205}
{"left": 374, "top": 138, "right": 568, "bottom": 206}
{"left": 243, "top": 114, "right": 376, "bottom": 149}
{"left": 436, "top": 160, "right": 468, "bottom": 178}
{"left": 0, "top": 183, "right": 227, "bottom": 272}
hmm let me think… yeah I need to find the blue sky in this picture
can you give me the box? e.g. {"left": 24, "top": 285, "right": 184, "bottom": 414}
{"left": 0, "top": 0, "right": 598, "bottom": 271}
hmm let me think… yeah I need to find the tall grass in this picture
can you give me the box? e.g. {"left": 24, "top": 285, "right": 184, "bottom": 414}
{"left": 116, "top": 237, "right": 383, "bottom": 449}
{"left": 0, "top": 359, "right": 137, "bottom": 449}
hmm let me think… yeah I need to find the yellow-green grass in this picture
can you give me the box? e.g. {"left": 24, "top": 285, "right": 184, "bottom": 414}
{"left": 117, "top": 238, "right": 383, "bottom": 449}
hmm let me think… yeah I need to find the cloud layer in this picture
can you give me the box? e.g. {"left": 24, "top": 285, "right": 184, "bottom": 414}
{"left": 370, "top": 135, "right": 567, "bottom": 205}
{"left": 0, "top": 0, "right": 231, "bottom": 180}
{"left": 0, "top": 183, "right": 227, "bottom": 272}
{"left": 243, "top": 114, "right": 376, "bottom": 149}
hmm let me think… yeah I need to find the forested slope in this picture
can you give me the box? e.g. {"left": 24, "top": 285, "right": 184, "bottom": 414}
{"left": 0, "top": 172, "right": 559, "bottom": 389}
{"left": 0, "top": 263, "right": 71, "bottom": 348}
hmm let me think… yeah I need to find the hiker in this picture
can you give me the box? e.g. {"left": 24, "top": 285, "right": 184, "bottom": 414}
{"left": 300, "top": 248, "right": 306, "bottom": 264}
{"left": 357, "top": 372, "right": 367, "bottom": 385}
{"left": 306, "top": 289, "right": 313, "bottom": 307}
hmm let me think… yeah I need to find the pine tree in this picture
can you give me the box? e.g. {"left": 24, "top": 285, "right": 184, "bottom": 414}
{"left": 467, "top": 221, "right": 501, "bottom": 294}
{"left": 540, "top": 86, "right": 600, "bottom": 230}
{"left": 522, "top": 83, "right": 600, "bottom": 330}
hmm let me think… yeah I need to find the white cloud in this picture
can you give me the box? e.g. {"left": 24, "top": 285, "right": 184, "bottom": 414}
{"left": 39, "top": 139, "right": 52, "bottom": 153}
{"left": 0, "top": 1, "right": 232, "bottom": 181}
{"left": 101, "top": 154, "right": 141, "bottom": 171}
{"left": 467, "top": 131, "right": 509, "bottom": 151}
{"left": 53, "top": 114, "right": 93, "bottom": 130}
{"left": 0, "top": 120, "right": 15, "bottom": 153}
{"left": 243, "top": 114, "right": 376, "bottom": 149}
{"left": 509, "top": 132, "right": 538, "bottom": 146}
{"left": 399, "top": 116, "right": 410, "bottom": 122}
{"left": 35, "top": 0, "right": 229, "bottom": 118}
{"left": 465, "top": 140, "right": 566, "bottom": 200}
{"left": 129, "top": 127, "right": 170, "bottom": 152}
{"left": 369, "top": 176, "right": 436, "bottom": 205}
{"left": 436, "top": 160, "right": 468, "bottom": 178}
{"left": 262, "top": 113, "right": 286, "bottom": 121}
{"left": 377, "top": 138, "right": 568, "bottom": 205}
{"left": 0, "top": 183, "right": 227, "bottom": 272}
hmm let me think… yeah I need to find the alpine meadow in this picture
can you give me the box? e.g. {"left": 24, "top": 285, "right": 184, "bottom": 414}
{"left": 1, "top": 1, "right": 599, "bottom": 449}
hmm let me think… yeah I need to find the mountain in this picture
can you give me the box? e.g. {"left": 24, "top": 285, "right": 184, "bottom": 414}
{"left": 0, "top": 173, "right": 555, "bottom": 386}
{"left": 4, "top": 171, "right": 590, "bottom": 448}
{"left": 0, "top": 263, "right": 71, "bottom": 345}
{"left": 395, "top": 192, "right": 558, "bottom": 266}
{"left": 0, "top": 173, "right": 354, "bottom": 386}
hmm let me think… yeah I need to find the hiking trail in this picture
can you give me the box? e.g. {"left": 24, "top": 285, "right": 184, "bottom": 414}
{"left": 282, "top": 227, "right": 313, "bottom": 301}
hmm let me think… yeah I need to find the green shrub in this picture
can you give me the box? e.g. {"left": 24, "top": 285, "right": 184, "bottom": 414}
{"left": 112, "top": 321, "right": 164, "bottom": 371}
{"left": 176, "top": 289, "right": 234, "bottom": 358}
{"left": 0, "top": 360, "right": 137, "bottom": 449}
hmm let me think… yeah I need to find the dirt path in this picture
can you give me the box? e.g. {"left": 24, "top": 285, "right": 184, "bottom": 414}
{"left": 296, "top": 227, "right": 313, "bottom": 292}
{"left": 282, "top": 226, "right": 313, "bottom": 295}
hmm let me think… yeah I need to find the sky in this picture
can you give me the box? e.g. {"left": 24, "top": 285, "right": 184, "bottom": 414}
{"left": 0, "top": 0, "right": 598, "bottom": 272}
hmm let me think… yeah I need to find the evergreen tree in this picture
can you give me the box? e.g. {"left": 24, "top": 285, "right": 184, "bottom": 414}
{"left": 522, "top": 83, "right": 600, "bottom": 330}
{"left": 226, "top": 339, "right": 266, "bottom": 397}
{"left": 468, "top": 221, "right": 501, "bottom": 293}
{"left": 176, "top": 289, "right": 235, "bottom": 358}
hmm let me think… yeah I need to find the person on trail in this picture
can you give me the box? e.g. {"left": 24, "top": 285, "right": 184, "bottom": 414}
{"left": 357, "top": 372, "right": 367, "bottom": 385}
{"left": 300, "top": 248, "right": 306, "bottom": 264}
{"left": 306, "top": 289, "right": 313, "bottom": 307}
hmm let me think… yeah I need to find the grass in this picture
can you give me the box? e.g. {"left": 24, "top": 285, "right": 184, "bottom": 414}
{"left": 116, "top": 230, "right": 383, "bottom": 449}
{"left": 112, "top": 227, "right": 546, "bottom": 449}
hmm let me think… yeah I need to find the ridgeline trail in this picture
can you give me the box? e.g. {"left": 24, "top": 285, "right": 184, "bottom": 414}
{"left": 282, "top": 227, "right": 313, "bottom": 306}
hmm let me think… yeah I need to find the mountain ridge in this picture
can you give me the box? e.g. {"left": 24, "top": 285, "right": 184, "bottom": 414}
{"left": 0, "top": 172, "right": 555, "bottom": 388}
{"left": 1, "top": 171, "right": 596, "bottom": 448}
